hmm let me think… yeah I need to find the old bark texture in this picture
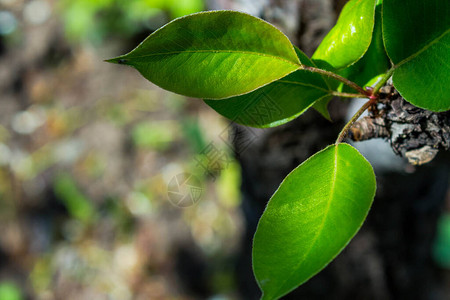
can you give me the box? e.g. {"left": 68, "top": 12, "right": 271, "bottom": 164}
{"left": 349, "top": 84, "right": 450, "bottom": 166}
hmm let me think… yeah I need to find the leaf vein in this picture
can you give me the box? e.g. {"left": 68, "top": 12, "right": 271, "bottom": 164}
{"left": 395, "top": 28, "right": 450, "bottom": 68}
{"left": 272, "top": 146, "right": 339, "bottom": 297}
{"left": 125, "top": 49, "right": 301, "bottom": 68}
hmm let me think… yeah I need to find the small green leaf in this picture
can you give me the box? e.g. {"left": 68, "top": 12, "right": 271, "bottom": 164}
{"left": 338, "top": 3, "right": 390, "bottom": 93}
{"left": 107, "top": 10, "right": 301, "bottom": 99}
{"left": 383, "top": 0, "right": 450, "bottom": 111}
{"left": 204, "top": 48, "right": 332, "bottom": 127}
{"left": 253, "top": 143, "right": 376, "bottom": 300}
{"left": 312, "top": 0, "right": 377, "bottom": 70}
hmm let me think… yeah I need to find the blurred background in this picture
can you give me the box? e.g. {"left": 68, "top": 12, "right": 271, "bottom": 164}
{"left": 0, "top": 0, "right": 449, "bottom": 299}
{"left": 0, "top": 0, "right": 245, "bottom": 299}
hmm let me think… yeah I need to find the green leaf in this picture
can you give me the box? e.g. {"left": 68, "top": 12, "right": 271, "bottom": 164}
{"left": 253, "top": 143, "right": 376, "bottom": 300}
{"left": 338, "top": 3, "right": 390, "bottom": 93}
{"left": 312, "top": 0, "right": 377, "bottom": 70}
{"left": 312, "top": 96, "right": 332, "bottom": 121}
{"left": 204, "top": 47, "right": 332, "bottom": 127}
{"left": 107, "top": 10, "right": 301, "bottom": 99}
{"left": 383, "top": 0, "right": 450, "bottom": 111}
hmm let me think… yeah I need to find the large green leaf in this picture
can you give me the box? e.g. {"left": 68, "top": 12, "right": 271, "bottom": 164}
{"left": 204, "top": 48, "right": 332, "bottom": 128}
{"left": 107, "top": 10, "right": 301, "bottom": 99}
{"left": 338, "top": 2, "right": 390, "bottom": 93}
{"left": 383, "top": 0, "right": 450, "bottom": 111}
{"left": 312, "top": 0, "right": 377, "bottom": 70}
{"left": 253, "top": 143, "right": 376, "bottom": 300}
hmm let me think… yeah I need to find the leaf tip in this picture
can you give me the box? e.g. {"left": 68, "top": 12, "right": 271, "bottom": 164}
{"left": 104, "top": 57, "right": 129, "bottom": 65}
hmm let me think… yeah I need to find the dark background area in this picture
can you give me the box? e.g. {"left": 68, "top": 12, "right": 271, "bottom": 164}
{"left": 0, "top": 0, "right": 449, "bottom": 299}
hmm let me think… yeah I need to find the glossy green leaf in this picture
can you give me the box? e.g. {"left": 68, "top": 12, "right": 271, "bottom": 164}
{"left": 253, "top": 143, "right": 376, "bottom": 300}
{"left": 107, "top": 10, "right": 301, "bottom": 99}
{"left": 338, "top": 3, "right": 390, "bottom": 93}
{"left": 312, "top": 0, "right": 377, "bottom": 70}
{"left": 204, "top": 48, "right": 332, "bottom": 128}
{"left": 383, "top": 0, "right": 450, "bottom": 111}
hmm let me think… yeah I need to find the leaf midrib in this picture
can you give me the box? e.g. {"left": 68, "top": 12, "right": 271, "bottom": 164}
{"left": 124, "top": 49, "right": 301, "bottom": 68}
{"left": 269, "top": 146, "right": 339, "bottom": 299}
{"left": 394, "top": 28, "right": 450, "bottom": 68}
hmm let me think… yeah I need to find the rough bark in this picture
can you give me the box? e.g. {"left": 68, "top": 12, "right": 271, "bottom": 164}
{"left": 349, "top": 84, "right": 450, "bottom": 166}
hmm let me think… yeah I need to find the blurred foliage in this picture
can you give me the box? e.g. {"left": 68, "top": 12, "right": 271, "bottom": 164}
{"left": 131, "top": 120, "right": 178, "bottom": 151}
{"left": 30, "top": 256, "right": 52, "bottom": 294}
{"left": 53, "top": 173, "right": 95, "bottom": 223}
{"left": 58, "top": 0, "right": 204, "bottom": 43}
{"left": 0, "top": 0, "right": 246, "bottom": 298}
{"left": 433, "top": 213, "right": 450, "bottom": 269}
{"left": 181, "top": 117, "right": 208, "bottom": 154}
{"left": 0, "top": 282, "right": 22, "bottom": 300}
{"left": 217, "top": 161, "right": 241, "bottom": 208}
